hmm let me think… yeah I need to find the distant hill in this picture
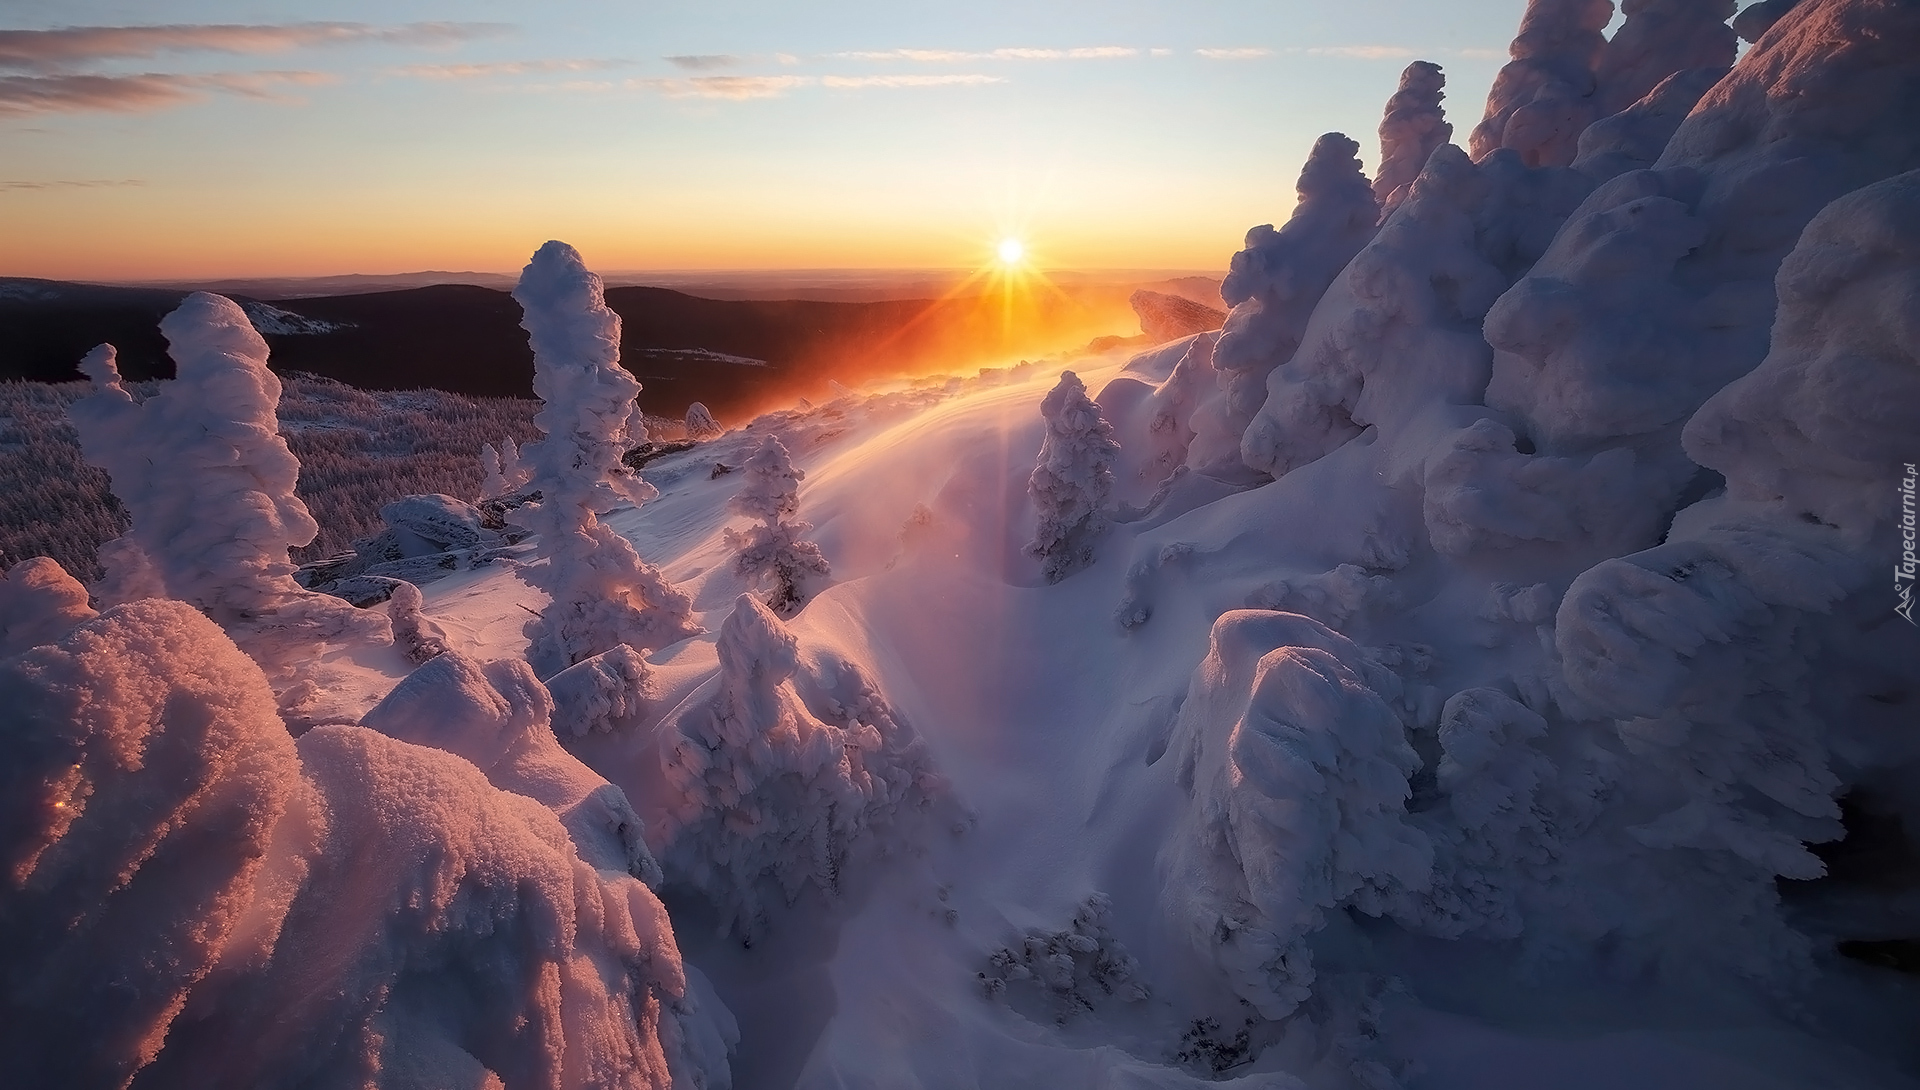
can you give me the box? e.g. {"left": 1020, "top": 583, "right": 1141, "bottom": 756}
{"left": 0, "top": 274, "right": 1196, "bottom": 421}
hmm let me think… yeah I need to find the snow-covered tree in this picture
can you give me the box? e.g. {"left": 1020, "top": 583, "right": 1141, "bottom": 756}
{"left": 513, "top": 241, "right": 702, "bottom": 677}
{"left": 1027, "top": 371, "right": 1120, "bottom": 583}
{"left": 1188, "top": 133, "right": 1381, "bottom": 472}
{"left": 1469, "top": 0, "right": 1614, "bottom": 167}
{"left": 724, "top": 435, "right": 831, "bottom": 617}
{"left": 478, "top": 436, "right": 531, "bottom": 500}
{"left": 1373, "top": 61, "right": 1452, "bottom": 215}
{"left": 67, "top": 294, "right": 391, "bottom": 669}
{"left": 685, "top": 402, "right": 724, "bottom": 440}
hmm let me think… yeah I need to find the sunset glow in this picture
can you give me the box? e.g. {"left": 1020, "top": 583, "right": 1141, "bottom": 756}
{"left": 997, "top": 238, "right": 1025, "bottom": 266}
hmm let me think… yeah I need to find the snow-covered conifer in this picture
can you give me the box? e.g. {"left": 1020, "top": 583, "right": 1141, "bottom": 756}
{"left": 1469, "top": 0, "right": 1614, "bottom": 167}
{"left": 1027, "top": 371, "right": 1120, "bottom": 583}
{"left": 1593, "top": 0, "right": 1736, "bottom": 117}
{"left": 67, "top": 295, "right": 390, "bottom": 667}
{"left": 513, "top": 241, "right": 702, "bottom": 677}
{"left": 1374, "top": 61, "right": 1452, "bottom": 215}
{"left": 685, "top": 401, "right": 724, "bottom": 440}
{"left": 1188, "top": 134, "right": 1379, "bottom": 471}
{"left": 724, "top": 435, "right": 831, "bottom": 617}
{"left": 478, "top": 436, "right": 530, "bottom": 500}
{"left": 385, "top": 579, "right": 449, "bottom": 664}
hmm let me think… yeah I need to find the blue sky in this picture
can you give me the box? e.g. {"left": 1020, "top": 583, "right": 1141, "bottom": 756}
{"left": 0, "top": 0, "right": 1541, "bottom": 278}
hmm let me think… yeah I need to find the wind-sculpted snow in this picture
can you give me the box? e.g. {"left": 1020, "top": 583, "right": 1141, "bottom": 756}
{"left": 1554, "top": 170, "right": 1920, "bottom": 919}
{"left": 1161, "top": 611, "right": 1429, "bottom": 1019}
{"left": 1470, "top": 0, "right": 1615, "bottom": 167}
{"left": 1569, "top": 65, "right": 1727, "bottom": 182}
{"left": 0, "top": 601, "right": 727, "bottom": 1089}
{"left": 514, "top": 241, "right": 702, "bottom": 677}
{"left": 1373, "top": 61, "right": 1453, "bottom": 215}
{"left": 1241, "top": 143, "right": 1593, "bottom": 481}
{"left": 548, "top": 643, "right": 658, "bottom": 737}
{"left": 1190, "top": 134, "right": 1380, "bottom": 473}
{"left": 68, "top": 295, "right": 391, "bottom": 669}
{"left": 649, "top": 595, "right": 943, "bottom": 939}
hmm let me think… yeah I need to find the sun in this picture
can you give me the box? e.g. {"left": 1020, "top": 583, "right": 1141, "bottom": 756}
{"left": 996, "top": 237, "right": 1025, "bottom": 266}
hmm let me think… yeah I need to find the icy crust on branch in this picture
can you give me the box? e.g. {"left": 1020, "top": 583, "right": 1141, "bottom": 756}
{"left": 1240, "top": 143, "right": 1594, "bottom": 481}
{"left": 1373, "top": 61, "right": 1453, "bottom": 215}
{"left": 1188, "top": 135, "right": 1380, "bottom": 473}
{"left": 1488, "top": 0, "right": 1920, "bottom": 457}
{"left": 1027, "top": 371, "right": 1121, "bottom": 582}
{"left": 68, "top": 295, "right": 390, "bottom": 663}
{"left": 0, "top": 601, "right": 727, "bottom": 1089}
{"left": 1556, "top": 171, "right": 1920, "bottom": 891}
{"left": 725, "top": 436, "right": 831, "bottom": 617}
{"left": 1160, "top": 611, "right": 1429, "bottom": 1019}
{"left": 650, "top": 596, "right": 943, "bottom": 938}
{"left": 0, "top": 557, "right": 95, "bottom": 658}
{"left": 1470, "top": 0, "right": 1615, "bottom": 167}
{"left": 513, "top": 242, "right": 701, "bottom": 677}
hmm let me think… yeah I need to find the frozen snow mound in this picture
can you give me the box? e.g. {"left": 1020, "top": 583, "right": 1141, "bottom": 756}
{"left": 513, "top": 241, "right": 702, "bottom": 677}
{"left": 1130, "top": 289, "right": 1225, "bottom": 343}
{"left": 67, "top": 295, "right": 391, "bottom": 669}
{"left": 647, "top": 595, "right": 945, "bottom": 938}
{"left": 302, "top": 492, "right": 517, "bottom": 604}
{"left": 0, "top": 600, "right": 727, "bottom": 1089}
{"left": 1160, "top": 611, "right": 1428, "bottom": 1019}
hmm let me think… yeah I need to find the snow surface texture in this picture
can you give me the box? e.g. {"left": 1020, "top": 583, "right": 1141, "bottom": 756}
{"left": 513, "top": 242, "right": 702, "bottom": 678}
{"left": 1027, "top": 370, "right": 1120, "bottom": 582}
{"left": 724, "top": 436, "right": 832, "bottom": 618}
{"left": 0, "top": 601, "right": 729, "bottom": 1089}
{"left": 68, "top": 295, "right": 391, "bottom": 670}
{"left": 1191, "top": 134, "right": 1380, "bottom": 474}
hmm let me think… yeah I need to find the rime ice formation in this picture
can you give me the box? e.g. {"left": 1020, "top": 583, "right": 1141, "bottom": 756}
{"left": 1027, "top": 371, "right": 1121, "bottom": 582}
{"left": 548, "top": 644, "right": 656, "bottom": 737}
{"left": 0, "top": 601, "right": 727, "bottom": 1089}
{"left": 0, "top": 557, "right": 95, "bottom": 658}
{"left": 514, "top": 242, "right": 702, "bottom": 678}
{"left": 647, "top": 595, "right": 942, "bottom": 938}
{"left": 1570, "top": 65, "right": 1726, "bottom": 182}
{"left": 685, "top": 402, "right": 724, "bottom": 441}
{"left": 1373, "top": 61, "right": 1453, "bottom": 215}
{"left": 480, "top": 436, "right": 532, "bottom": 500}
{"left": 68, "top": 296, "right": 390, "bottom": 668}
{"left": 1470, "top": 0, "right": 1614, "bottom": 168}
{"left": 1162, "top": 612, "right": 1428, "bottom": 1019}
{"left": 724, "top": 435, "right": 831, "bottom": 617}
{"left": 1190, "top": 134, "right": 1380, "bottom": 472}
{"left": 1594, "top": 0, "right": 1737, "bottom": 115}
{"left": 385, "top": 580, "right": 449, "bottom": 664}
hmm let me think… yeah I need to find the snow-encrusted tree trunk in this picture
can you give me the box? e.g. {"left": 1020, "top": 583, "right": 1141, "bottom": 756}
{"left": 513, "top": 241, "right": 702, "bottom": 678}
{"left": 1027, "top": 371, "right": 1120, "bottom": 583}
{"left": 724, "top": 435, "right": 831, "bottom": 618}
{"left": 1373, "top": 61, "right": 1453, "bottom": 216}
{"left": 1188, "top": 133, "right": 1380, "bottom": 472}
{"left": 67, "top": 294, "right": 391, "bottom": 669}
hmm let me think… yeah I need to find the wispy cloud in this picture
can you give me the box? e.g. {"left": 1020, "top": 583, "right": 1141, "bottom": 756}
{"left": 1301, "top": 44, "right": 1417, "bottom": 60}
{"left": 0, "top": 69, "right": 333, "bottom": 116}
{"left": 819, "top": 74, "right": 1002, "bottom": 89}
{"left": 0, "top": 22, "right": 508, "bottom": 73}
{"left": 1194, "top": 47, "right": 1272, "bottom": 60}
{"left": 0, "top": 177, "right": 144, "bottom": 190}
{"left": 833, "top": 46, "right": 1138, "bottom": 62}
{"left": 630, "top": 74, "right": 810, "bottom": 100}
{"left": 398, "top": 58, "right": 628, "bottom": 80}
{"left": 664, "top": 54, "right": 738, "bottom": 71}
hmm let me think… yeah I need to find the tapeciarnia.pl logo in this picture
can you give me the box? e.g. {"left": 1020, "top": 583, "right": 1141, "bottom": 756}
{"left": 1899, "top": 462, "right": 1917, "bottom": 625}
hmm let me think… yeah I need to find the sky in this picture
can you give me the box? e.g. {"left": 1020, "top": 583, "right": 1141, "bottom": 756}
{"left": 0, "top": 0, "right": 1545, "bottom": 280}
